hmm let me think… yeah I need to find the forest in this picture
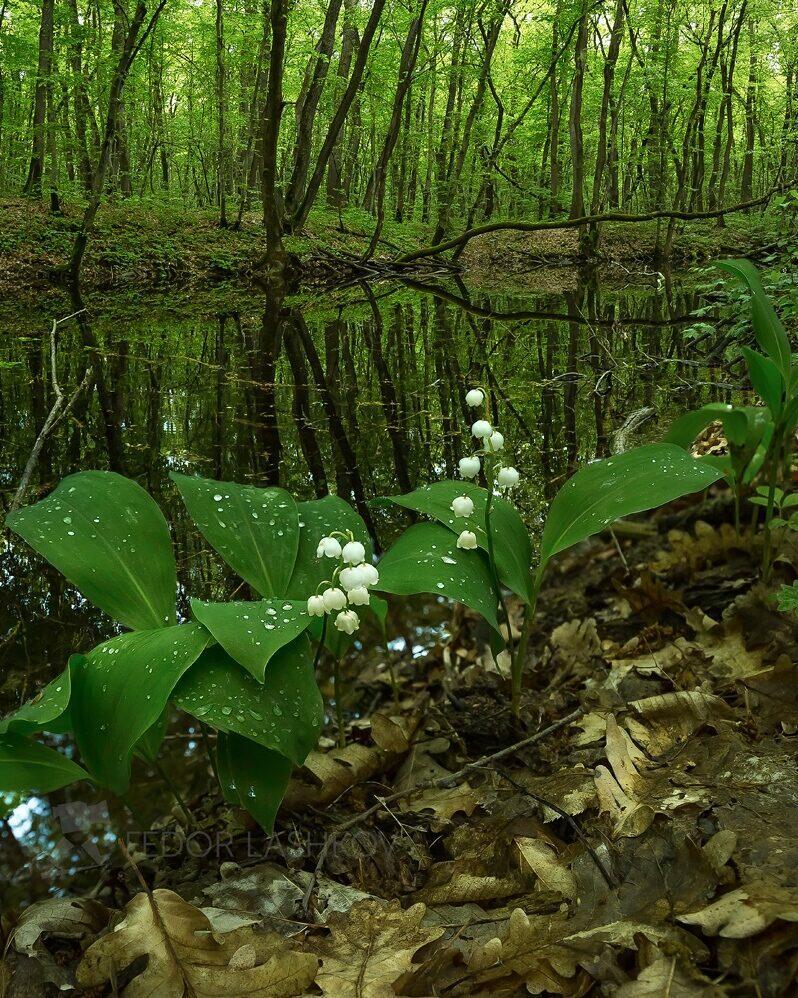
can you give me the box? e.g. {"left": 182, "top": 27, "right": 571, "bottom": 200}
{"left": 1, "top": 0, "right": 798, "bottom": 995}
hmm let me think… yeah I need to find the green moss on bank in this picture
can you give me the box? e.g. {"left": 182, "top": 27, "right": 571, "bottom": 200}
{"left": 1, "top": 195, "right": 788, "bottom": 295}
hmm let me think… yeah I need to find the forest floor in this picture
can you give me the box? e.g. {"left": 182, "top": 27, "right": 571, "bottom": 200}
{"left": 1, "top": 197, "right": 783, "bottom": 295}
{"left": 3, "top": 487, "right": 798, "bottom": 996}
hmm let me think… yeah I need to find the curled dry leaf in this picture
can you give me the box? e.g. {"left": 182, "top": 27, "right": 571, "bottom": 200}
{"left": 515, "top": 837, "right": 578, "bottom": 899}
{"left": 12, "top": 896, "right": 109, "bottom": 956}
{"left": 76, "top": 889, "right": 317, "bottom": 997}
{"left": 314, "top": 899, "right": 443, "bottom": 997}
{"left": 680, "top": 886, "right": 798, "bottom": 939}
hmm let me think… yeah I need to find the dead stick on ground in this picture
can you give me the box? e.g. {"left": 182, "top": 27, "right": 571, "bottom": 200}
{"left": 302, "top": 706, "right": 584, "bottom": 914}
{"left": 9, "top": 309, "right": 90, "bottom": 515}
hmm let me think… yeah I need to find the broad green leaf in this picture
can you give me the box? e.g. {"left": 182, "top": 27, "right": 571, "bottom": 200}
{"left": 741, "top": 347, "right": 783, "bottom": 418}
{"left": 375, "top": 481, "right": 534, "bottom": 603}
{"left": 71, "top": 623, "right": 211, "bottom": 794}
{"left": 191, "top": 598, "right": 312, "bottom": 682}
{"left": 540, "top": 444, "right": 724, "bottom": 570}
{"left": 174, "top": 639, "right": 322, "bottom": 765}
{"left": 6, "top": 471, "right": 177, "bottom": 630}
{"left": 716, "top": 260, "right": 792, "bottom": 382}
{"left": 0, "top": 664, "right": 72, "bottom": 736}
{"left": 663, "top": 403, "right": 737, "bottom": 449}
{"left": 285, "top": 495, "right": 374, "bottom": 600}
{"left": 216, "top": 732, "right": 292, "bottom": 832}
{"left": 171, "top": 473, "right": 299, "bottom": 597}
{"left": 0, "top": 733, "right": 89, "bottom": 794}
{"left": 375, "top": 522, "right": 500, "bottom": 634}
{"left": 134, "top": 710, "right": 169, "bottom": 763}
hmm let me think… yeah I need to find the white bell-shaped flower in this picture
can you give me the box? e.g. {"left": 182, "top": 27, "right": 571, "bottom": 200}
{"left": 334, "top": 609, "right": 360, "bottom": 634}
{"left": 342, "top": 540, "right": 366, "bottom": 565}
{"left": 458, "top": 456, "right": 481, "bottom": 479}
{"left": 316, "top": 536, "right": 342, "bottom": 559}
{"left": 450, "top": 495, "right": 474, "bottom": 518}
{"left": 466, "top": 388, "right": 485, "bottom": 408}
{"left": 347, "top": 586, "right": 370, "bottom": 606}
{"left": 307, "top": 594, "right": 325, "bottom": 617}
{"left": 487, "top": 430, "right": 504, "bottom": 452}
{"left": 497, "top": 466, "right": 520, "bottom": 488}
{"left": 359, "top": 563, "right": 379, "bottom": 587}
{"left": 322, "top": 587, "right": 348, "bottom": 612}
{"left": 471, "top": 419, "right": 492, "bottom": 439}
{"left": 457, "top": 530, "right": 478, "bottom": 550}
{"left": 339, "top": 565, "right": 365, "bottom": 591}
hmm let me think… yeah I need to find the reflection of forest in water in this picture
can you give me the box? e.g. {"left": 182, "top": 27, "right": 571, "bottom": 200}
{"left": 0, "top": 271, "right": 729, "bottom": 708}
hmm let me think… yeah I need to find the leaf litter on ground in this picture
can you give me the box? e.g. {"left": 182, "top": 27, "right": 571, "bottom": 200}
{"left": 3, "top": 505, "right": 798, "bottom": 995}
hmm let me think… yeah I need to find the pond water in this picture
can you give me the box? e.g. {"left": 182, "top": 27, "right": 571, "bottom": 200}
{"left": 0, "top": 267, "right": 731, "bottom": 896}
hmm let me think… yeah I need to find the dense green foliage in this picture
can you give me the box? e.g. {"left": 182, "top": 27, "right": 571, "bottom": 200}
{"left": 1, "top": 0, "right": 795, "bottom": 256}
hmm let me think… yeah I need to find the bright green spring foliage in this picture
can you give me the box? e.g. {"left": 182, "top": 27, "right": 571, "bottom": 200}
{"left": 2, "top": 471, "right": 383, "bottom": 829}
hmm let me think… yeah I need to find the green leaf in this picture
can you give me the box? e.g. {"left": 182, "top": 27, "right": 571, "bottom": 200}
{"left": 375, "top": 522, "right": 500, "bottom": 634}
{"left": 6, "top": 471, "right": 177, "bottom": 631}
{"left": 375, "top": 481, "right": 534, "bottom": 603}
{"left": 171, "top": 473, "right": 299, "bottom": 597}
{"left": 0, "top": 664, "right": 72, "bottom": 736}
{"left": 191, "top": 598, "right": 312, "bottom": 682}
{"left": 71, "top": 623, "right": 211, "bottom": 794}
{"left": 0, "top": 733, "right": 89, "bottom": 795}
{"left": 134, "top": 710, "right": 169, "bottom": 763}
{"left": 540, "top": 444, "right": 724, "bottom": 570}
{"left": 663, "top": 403, "right": 737, "bottom": 449}
{"left": 285, "top": 494, "right": 374, "bottom": 599}
{"left": 716, "top": 260, "right": 792, "bottom": 382}
{"left": 174, "top": 640, "right": 322, "bottom": 765}
{"left": 216, "top": 732, "right": 293, "bottom": 832}
{"left": 741, "top": 347, "right": 783, "bottom": 418}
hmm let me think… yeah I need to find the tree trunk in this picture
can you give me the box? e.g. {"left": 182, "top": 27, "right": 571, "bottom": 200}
{"left": 23, "top": 0, "right": 54, "bottom": 196}
{"left": 260, "top": 0, "right": 289, "bottom": 270}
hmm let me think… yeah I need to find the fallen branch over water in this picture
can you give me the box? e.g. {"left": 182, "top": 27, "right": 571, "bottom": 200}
{"left": 397, "top": 187, "right": 790, "bottom": 263}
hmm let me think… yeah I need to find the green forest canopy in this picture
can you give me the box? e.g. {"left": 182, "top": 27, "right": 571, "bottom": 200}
{"left": 0, "top": 0, "right": 796, "bottom": 256}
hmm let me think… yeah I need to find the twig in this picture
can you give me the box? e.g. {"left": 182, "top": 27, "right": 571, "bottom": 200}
{"left": 9, "top": 310, "right": 90, "bottom": 514}
{"left": 302, "top": 706, "right": 583, "bottom": 913}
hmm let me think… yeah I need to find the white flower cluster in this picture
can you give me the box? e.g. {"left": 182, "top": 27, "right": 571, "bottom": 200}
{"left": 452, "top": 387, "right": 521, "bottom": 550}
{"left": 307, "top": 534, "right": 379, "bottom": 634}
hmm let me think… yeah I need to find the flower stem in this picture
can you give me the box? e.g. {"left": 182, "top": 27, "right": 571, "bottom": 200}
{"left": 153, "top": 758, "right": 193, "bottom": 826}
{"left": 333, "top": 656, "right": 346, "bottom": 748}
{"left": 484, "top": 483, "right": 519, "bottom": 716}
{"left": 512, "top": 569, "right": 542, "bottom": 718}
{"left": 762, "top": 430, "right": 784, "bottom": 581}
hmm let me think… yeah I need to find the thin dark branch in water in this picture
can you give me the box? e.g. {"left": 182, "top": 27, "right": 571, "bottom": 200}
{"left": 9, "top": 310, "right": 92, "bottom": 514}
{"left": 302, "top": 706, "right": 583, "bottom": 914}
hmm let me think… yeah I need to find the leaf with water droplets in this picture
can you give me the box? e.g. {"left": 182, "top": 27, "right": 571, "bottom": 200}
{"left": 540, "top": 444, "right": 723, "bottom": 571}
{"left": 0, "top": 663, "right": 73, "bottom": 736}
{"left": 70, "top": 623, "right": 212, "bottom": 794}
{"left": 0, "top": 732, "right": 89, "bottom": 795}
{"left": 191, "top": 598, "right": 312, "bottom": 682}
{"left": 285, "top": 495, "right": 374, "bottom": 600}
{"left": 171, "top": 473, "right": 300, "bottom": 597}
{"left": 6, "top": 471, "right": 177, "bottom": 630}
{"left": 216, "top": 731, "right": 293, "bottom": 832}
{"left": 375, "top": 522, "right": 500, "bottom": 635}
{"left": 376, "top": 481, "right": 534, "bottom": 603}
{"left": 174, "top": 639, "right": 322, "bottom": 765}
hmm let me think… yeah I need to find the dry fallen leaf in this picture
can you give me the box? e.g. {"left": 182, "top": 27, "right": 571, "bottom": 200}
{"left": 314, "top": 899, "right": 443, "bottom": 997}
{"left": 515, "top": 838, "right": 578, "bottom": 899}
{"left": 12, "top": 897, "right": 109, "bottom": 956}
{"left": 680, "top": 886, "right": 798, "bottom": 939}
{"left": 76, "top": 889, "right": 317, "bottom": 997}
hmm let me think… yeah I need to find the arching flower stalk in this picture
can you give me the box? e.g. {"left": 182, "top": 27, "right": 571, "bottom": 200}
{"left": 460, "top": 387, "right": 524, "bottom": 714}
{"left": 308, "top": 530, "right": 379, "bottom": 746}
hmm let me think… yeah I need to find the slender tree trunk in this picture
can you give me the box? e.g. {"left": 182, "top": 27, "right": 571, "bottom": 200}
{"left": 23, "top": 0, "right": 54, "bottom": 196}
{"left": 215, "top": 0, "right": 228, "bottom": 225}
{"left": 260, "top": 0, "right": 289, "bottom": 269}
{"left": 326, "top": 0, "right": 358, "bottom": 209}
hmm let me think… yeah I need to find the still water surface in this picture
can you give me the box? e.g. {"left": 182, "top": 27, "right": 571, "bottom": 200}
{"left": 0, "top": 269, "right": 730, "bottom": 893}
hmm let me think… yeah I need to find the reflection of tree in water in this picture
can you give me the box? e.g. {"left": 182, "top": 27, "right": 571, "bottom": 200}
{"left": 0, "top": 274, "right": 719, "bottom": 675}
